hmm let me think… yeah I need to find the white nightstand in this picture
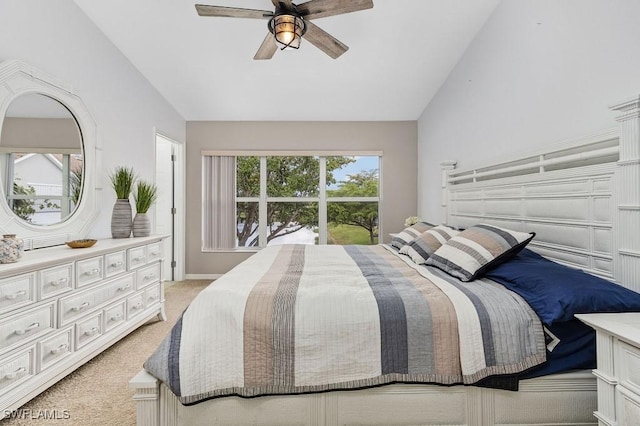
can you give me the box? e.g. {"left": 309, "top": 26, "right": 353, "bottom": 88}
{"left": 576, "top": 313, "right": 640, "bottom": 426}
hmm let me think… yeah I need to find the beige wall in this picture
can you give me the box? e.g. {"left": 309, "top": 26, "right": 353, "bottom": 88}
{"left": 186, "top": 121, "right": 418, "bottom": 276}
{"left": 2, "top": 118, "right": 81, "bottom": 152}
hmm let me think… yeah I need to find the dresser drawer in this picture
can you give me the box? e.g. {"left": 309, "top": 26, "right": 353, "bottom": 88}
{"left": 39, "top": 327, "right": 73, "bottom": 371}
{"left": 76, "top": 256, "right": 104, "bottom": 287}
{"left": 0, "top": 302, "right": 55, "bottom": 353}
{"left": 618, "top": 340, "right": 640, "bottom": 395}
{"left": 128, "top": 246, "right": 147, "bottom": 270}
{"left": 136, "top": 263, "right": 160, "bottom": 290}
{"left": 0, "top": 346, "right": 35, "bottom": 393}
{"left": 59, "top": 274, "right": 134, "bottom": 326}
{"left": 75, "top": 312, "right": 103, "bottom": 349}
{"left": 104, "top": 301, "right": 126, "bottom": 332}
{"left": 39, "top": 263, "right": 73, "bottom": 299}
{"left": 146, "top": 242, "right": 163, "bottom": 263}
{"left": 127, "top": 292, "right": 145, "bottom": 319}
{"left": 104, "top": 250, "right": 127, "bottom": 278}
{"left": 145, "top": 283, "right": 162, "bottom": 308}
{"left": 0, "top": 273, "right": 36, "bottom": 315}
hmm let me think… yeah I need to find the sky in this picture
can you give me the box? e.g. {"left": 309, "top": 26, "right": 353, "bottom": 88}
{"left": 329, "top": 156, "right": 379, "bottom": 188}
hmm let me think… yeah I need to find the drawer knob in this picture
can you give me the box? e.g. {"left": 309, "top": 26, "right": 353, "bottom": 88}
{"left": 84, "top": 268, "right": 101, "bottom": 276}
{"left": 50, "top": 278, "right": 68, "bottom": 286}
{"left": 134, "top": 256, "right": 145, "bottom": 262}
{"left": 150, "top": 251, "right": 160, "bottom": 256}
{"left": 4, "top": 290, "right": 27, "bottom": 300}
{"left": 143, "top": 273, "right": 155, "bottom": 281}
{"left": 14, "top": 322, "right": 40, "bottom": 335}
{"left": 110, "top": 313, "right": 123, "bottom": 321}
{"left": 131, "top": 302, "right": 143, "bottom": 310}
{"left": 4, "top": 367, "right": 27, "bottom": 380}
{"left": 84, "top": 327, "right": 99, "bottom": 337}
{"left": 117, "top": 284, "right": 131, "bottom": 291}
{"left": 110, "top": 261, "right": 124, "bottom": 268}
{"left": 50, "top": 343, "right": 69, "bottom": 355}
{"left": 71, "top": 302, "right": 90, "bottom": 312}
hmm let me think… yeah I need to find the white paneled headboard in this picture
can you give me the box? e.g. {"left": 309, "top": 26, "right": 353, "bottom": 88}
{"left": 442, "top": 94, "right": 640, "bottom": 293}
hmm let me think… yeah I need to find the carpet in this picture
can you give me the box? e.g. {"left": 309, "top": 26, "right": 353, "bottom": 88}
{"left": 0, "top": 280, "right": 211, "bottom": 426}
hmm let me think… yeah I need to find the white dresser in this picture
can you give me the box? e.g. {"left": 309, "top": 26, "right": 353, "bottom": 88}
{"left": 0, "top": 236, "right": 166, "bottom": 418}
{"left": 576, "top": 313, "right": 640, "bottom": 426}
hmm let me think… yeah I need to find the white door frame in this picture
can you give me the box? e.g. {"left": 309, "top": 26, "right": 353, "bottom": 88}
{"left": 154, "top": 131, "right": 185, "bottom": 281}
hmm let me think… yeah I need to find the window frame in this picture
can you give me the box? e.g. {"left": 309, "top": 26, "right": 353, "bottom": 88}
{"left": 202, "top": 150, "right": 383, "bottom": 251}
{"left": 4, "top": 152, "right": 80, "bottom": 225}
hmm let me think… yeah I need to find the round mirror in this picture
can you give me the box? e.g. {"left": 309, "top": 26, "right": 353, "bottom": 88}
{"left": 0, "top": 93, "right": 83, "bottom": 225}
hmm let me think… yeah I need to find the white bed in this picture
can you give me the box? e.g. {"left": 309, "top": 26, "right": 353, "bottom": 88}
{"left": 130, "top": 93, "right": 640, "bottom": 426}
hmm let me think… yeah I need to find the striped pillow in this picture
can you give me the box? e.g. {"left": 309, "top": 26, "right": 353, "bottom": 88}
{"left": 425, "top": 224, "right": 535, "bottom": 282}
{"left": 399, "top": 225, "right": 459, "bottom": 264}
{"left": 390, "top": 222, "right": 434, "bottom": 250}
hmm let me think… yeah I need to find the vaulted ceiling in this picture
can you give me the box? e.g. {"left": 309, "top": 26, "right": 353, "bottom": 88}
{"left": 73, "top": 0, "right": 499, "bottom": 121}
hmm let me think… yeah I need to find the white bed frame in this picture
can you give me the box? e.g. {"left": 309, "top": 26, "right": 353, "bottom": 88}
{"left": 130, "top": 94, "right": 640, "bottom": 425}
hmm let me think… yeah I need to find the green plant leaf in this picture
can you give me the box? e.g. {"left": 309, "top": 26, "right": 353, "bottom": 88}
{"left": 110, "top": 166, "right": 136, "bottom": 199}
{"left": 134, "top": 180, "right": 158, "bottom": 213}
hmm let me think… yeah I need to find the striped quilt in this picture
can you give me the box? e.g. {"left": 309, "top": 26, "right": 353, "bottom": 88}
{"left": 144, "top": 244, "right": 546, "bottom": 405}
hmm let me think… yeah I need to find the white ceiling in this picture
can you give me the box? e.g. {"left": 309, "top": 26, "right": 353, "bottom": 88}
{"left": 73, "top": 0, "right": 499, "bottom": 121}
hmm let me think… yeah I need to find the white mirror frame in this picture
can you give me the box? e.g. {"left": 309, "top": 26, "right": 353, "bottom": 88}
{"left": 0, "top": 60, "right": 101, "bottom": 249}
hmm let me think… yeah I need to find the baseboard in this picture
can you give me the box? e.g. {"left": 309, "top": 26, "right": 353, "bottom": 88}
{"left": 185, "top": 274, "right": 222, "bottom": 280}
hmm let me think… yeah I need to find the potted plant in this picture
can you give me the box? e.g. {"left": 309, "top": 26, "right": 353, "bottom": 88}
{"left": 132, "top": 180, "right": 158, "bottom": 237}
{"left": 70, "top": 167, "right": 83, "bottom": 207}
{"left": 109, "top": 166, "right": 136, "bottom": 238}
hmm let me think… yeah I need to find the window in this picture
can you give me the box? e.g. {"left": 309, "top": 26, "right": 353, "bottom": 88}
{"left": 202, "top": 152, "right": 381, "bottom": 249}
{"left": 3, "top": 152, "right": 83, "bottom": 225}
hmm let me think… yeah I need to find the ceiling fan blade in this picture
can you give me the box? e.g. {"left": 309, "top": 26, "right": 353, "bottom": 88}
{"left": 271, "top": 0, "right": 294, "bottom": 9}
{"left": 195, "top": 4, "right": 273, "bottom": 19}
{"left": 302, "top": 20, "right": 348, "bottom": 59}
{"left": 297, "top": 0, "right": 373, "bottom": 19}
{"left": 254, "top": 34, "right": 278, "bottom": 60}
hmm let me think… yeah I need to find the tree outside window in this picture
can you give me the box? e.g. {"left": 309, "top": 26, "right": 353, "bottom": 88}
{"left": 233, "top": 155, "right": 379, "bottom": 247}
{"left": 327, "top": 170, "right": 379, "bottom": 244}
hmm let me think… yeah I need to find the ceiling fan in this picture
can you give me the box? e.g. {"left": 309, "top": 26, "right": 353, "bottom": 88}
{"left": 195, "top": 0, "right": 374, "bottom": 60}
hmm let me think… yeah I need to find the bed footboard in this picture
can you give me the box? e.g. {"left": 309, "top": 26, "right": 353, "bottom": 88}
{"left": 130, "top": 369, "right": 596, "bottom": 426}
{"left": 130, "top": 370, "right": 161, "bottom": 426}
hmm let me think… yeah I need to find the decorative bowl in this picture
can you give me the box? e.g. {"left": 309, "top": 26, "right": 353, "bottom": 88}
{"left": 65, "top": 239, "right": 97, "bottom": 249}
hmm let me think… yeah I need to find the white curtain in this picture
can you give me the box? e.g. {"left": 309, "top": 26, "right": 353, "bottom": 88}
{"left": 202, "top": 156, "right": 236, "bottom": 249}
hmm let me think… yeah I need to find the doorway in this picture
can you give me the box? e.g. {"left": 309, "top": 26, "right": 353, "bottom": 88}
{"left": 155, "top": 133, "right": 185, "bottom": 281}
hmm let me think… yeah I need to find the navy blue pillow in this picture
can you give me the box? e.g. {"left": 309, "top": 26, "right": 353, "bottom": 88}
{"left": 485, "top": 249, "right": 640, "bottom": 325}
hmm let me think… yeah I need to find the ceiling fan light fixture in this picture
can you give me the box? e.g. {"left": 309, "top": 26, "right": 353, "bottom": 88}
{"left": 269, "top": 13, "right": 306, "bottom": 50}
